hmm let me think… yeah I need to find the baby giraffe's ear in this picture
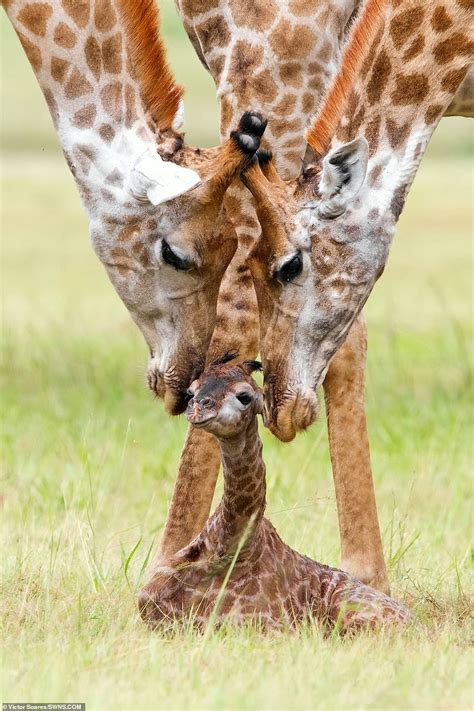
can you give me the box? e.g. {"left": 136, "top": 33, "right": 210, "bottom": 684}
{"left": 318, "top": 137, "right": 368, "bottom": 219}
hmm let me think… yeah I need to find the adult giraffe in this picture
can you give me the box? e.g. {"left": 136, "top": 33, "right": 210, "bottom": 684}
{"left": 240, "top": 0, "right": 472, "bottom": 442}
{"left": 2, "top": 0, "right": 266, "bottom": 414}
{"left": 154, "top": 0, "right": 389, "bottom": 595}
{"left": 152, "top": 0, "right": 473, "bottom": 597}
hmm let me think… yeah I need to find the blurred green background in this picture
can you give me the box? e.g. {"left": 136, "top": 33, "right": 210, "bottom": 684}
{"left": 1, "top": 3, "right": 473, "bottom": 709}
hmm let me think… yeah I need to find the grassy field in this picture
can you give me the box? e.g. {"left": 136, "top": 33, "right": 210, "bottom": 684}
{"left": 1, "top": 4, "right": 473, "bottom": 710}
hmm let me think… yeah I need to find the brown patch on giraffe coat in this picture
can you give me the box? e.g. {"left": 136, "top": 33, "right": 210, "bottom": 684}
{"left": 64, "top": 68, "right": 93, "bottom": 99}
{"left": 220, "top": 96, "right": 233, "bottom": 135}
{"left": 391, "top": 73, "right": 429, "bottom": 105}
{"left": 84, "top": 36, "right": 102, "bottom": 81}
{"left": 180, "top": 0, "right": 219, "bottom": 12}
{"left": 431, "top": 5, "right": 452, "bottom": 32}
{"left": 403, "top": 35, "right": 425, "bottom": 62}
{"left": 17, "top": 32, "right": 42, "bottom": 71}
{"left": 124, "top": 84, "right": 138, "bottom": 128}
{"left": 390, "top": 183, "right": 407, "bottom": 220}
{"left": 288, "top": 0, "right": 316, "bottom": 14}
{"left": 360, "top": 26, "right": 384, "bottom": 80}
{"left": 73, "top": 104, "right": 97, "bottom": 128}
{"left": 302, "top": 92, "right": 315, "bottom": 115}
{"left": 424, "top": 103, "right": 444, "bottom": 124}
{"left": 101, "top": 82, "right": 123, "bottom": 121}
{"left": 365, "top": 115, "right": 381, "bottom": 155}
{"left": 318, "top": 40, "right": 333, "bottom": 64}
{"left": 61, "top": 0, "right": 89, "bottom": 29}
{"left": 366, "top": 50, "right": 391, "bottom": 105}
{"left": 117, "top": 223, "right": 140, "bottom": 242}
{"left": 99, "top": 123, "right": 115, "bottom": 142}
{"left": 53, "top": 22, "right": 76, "bottom": 48}
{"left": 102, "top": 32, "right": 122, "bottom": 74}
{"left": 229, "top": 0, "right": 278, "bottom": 30}
{"left": 196, "top": 15, "right": 230, "bottom": 55}
{"left": 18, "top": 2, "right": 52, "bottom": 36}
{"left": 368, "top": 163, "right": 382, "bottom": 187}
{"left": 43, "top": 88, "right": 59, "bottom": 127}
{"left": 279, "top": 63, "right": 303, "bottom": 90}
{"left": 253, "top": 71, "right": 278, "bottom": 103}
{"left": 270, "top": 20, "right": 315, "bottom": 61}
{"left": 229, "top": 41, "right": 264, "bottom": 100}
{"left": 272, "top": 93, "right": 298, "bottom": 116}
{"left": 433, "top": 32, "right": 474, "bottom": 64}
{"left": 389, "top": 7, "right": 424, "bottom": 49}
{"left": 441, "top": 67, "right": 469, "bottom": 93}
{"left": 51, "top": 56, "right": 69, "bottom": 83}
{"left": 209, "top": 54, "right": 225, "bottom": 79}
{"left": 94, "top": 0, "right": 116, "bottom": 33}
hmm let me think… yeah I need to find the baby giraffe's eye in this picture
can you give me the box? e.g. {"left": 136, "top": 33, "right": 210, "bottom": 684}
{"left": 236, "top": 392, "right": 252, "bottom": 406}
{"left": 184, "top": 388, "right": 194, "bottom": 403}
{"left": 161, "top": 239, "right": 192, "bottom": 271}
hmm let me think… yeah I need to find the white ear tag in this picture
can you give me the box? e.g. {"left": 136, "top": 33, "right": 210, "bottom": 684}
{"left": 131, "top": 151, "right": 201, "bottom": 206}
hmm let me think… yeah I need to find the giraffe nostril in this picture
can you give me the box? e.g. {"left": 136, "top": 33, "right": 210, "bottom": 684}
{"left": 199, "top": 396, "right": 215, "bottom": 409}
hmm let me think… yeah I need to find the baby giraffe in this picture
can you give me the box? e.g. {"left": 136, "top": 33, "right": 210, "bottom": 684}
{"left": 139, "top": 355, "right": 411, "bottom": 633}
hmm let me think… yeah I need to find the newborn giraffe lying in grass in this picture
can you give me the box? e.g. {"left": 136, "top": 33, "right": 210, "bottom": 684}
{"left": 139, "top": 354, "right": 411, "bottom": 633}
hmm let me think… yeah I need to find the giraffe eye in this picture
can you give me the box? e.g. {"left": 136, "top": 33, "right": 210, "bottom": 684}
{"left": 161, "top": 240, "right": 192, "bottom": 271}
{"left": 236, "top": 392, "right": 252, "bottom": 406}
{"left": 275, "top": 251, "right": 303, "bottom": 283}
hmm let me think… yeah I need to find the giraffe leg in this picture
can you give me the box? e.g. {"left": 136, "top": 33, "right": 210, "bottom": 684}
{"left": 323, "top": 313, "right": 390, "bottom": 594}
{"left": 318, "top": 566, "right": 411, "bottom": 635}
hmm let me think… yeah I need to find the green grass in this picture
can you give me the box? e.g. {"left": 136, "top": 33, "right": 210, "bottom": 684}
{"left": 1, "top": 2, "right": 473, "bottom": 709}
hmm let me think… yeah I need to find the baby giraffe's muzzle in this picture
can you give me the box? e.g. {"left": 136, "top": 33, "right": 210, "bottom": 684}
{"left": 186, "top": 396, "right": 218, "bottom": 427}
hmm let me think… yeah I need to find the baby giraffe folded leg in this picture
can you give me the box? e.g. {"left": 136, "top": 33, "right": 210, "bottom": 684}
{"left": 139, "top": 355, "right": 411, "bottom": 633}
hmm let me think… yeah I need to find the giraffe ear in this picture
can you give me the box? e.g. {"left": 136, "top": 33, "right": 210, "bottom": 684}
{"left": 318, "top": 137, "right": 368, "bottom": 219}
{"left": 129, "top": 151, "right": 201, "bottom": 206}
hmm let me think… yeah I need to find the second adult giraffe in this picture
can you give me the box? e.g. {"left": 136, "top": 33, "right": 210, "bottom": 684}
{"left": 147, "top": 0, "right": 392, "bottom": 594}
{"left": 150, "top": 0, "right": 472, "bottom": 596}
{"left": 240, "top": 0, "right": 473, "bottom": 461}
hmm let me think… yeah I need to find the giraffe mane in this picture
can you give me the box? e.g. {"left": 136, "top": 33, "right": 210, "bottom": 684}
{"left": 305, "top": 0, "right": 387, "bottom": 157}
{"left": 117, "top": 0, "right": 183, "bottom": 131}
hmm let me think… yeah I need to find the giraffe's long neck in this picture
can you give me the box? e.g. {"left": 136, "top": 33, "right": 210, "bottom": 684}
{"left": 177, "top": 0, "right": 359, "bottom": 179}
{"left": 330, "top": 0, "right": 473, "bottom": 231}
{"left": 4, "top": 0, "right": 177, "bottom": 210}
{"left": 209, "top": 416, "right": 266, "bottom": 556}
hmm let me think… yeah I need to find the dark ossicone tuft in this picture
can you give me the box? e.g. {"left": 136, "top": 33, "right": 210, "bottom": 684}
{"left": 211, "top": 350, "right": 240, "bottom": 366}
{"left": 243, "top": 360, "right": 263, "bottom": 373}
{"left": 239, "top": 111, "right": 268, "bottom": 137}
{"left": 257, "top": 148, "right": 273, "bottom": 166}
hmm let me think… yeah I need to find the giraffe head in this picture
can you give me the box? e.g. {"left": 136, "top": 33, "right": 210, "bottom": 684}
{"left": 5, "top": 0, "right": 269, "bottom": 414}
{"left": 186, "top": 352, "right": 263, "bottom": 438}
{"left": 242, "top": 142, "right": 375, "bottom": 441}
{"left": 242, "top": 0, "right": 472, "bottom": 440}
{"left": 96, "top": 112, "right": 268, "bottom": 415}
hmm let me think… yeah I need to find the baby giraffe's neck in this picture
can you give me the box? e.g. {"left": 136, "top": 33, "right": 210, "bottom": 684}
{"left": 210, "top": 417, "right": 266, "bottom": 557}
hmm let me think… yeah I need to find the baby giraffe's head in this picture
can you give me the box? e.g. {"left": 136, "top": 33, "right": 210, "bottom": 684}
{"left": 186, "top": 353, "right": 263, "bottom": 438}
